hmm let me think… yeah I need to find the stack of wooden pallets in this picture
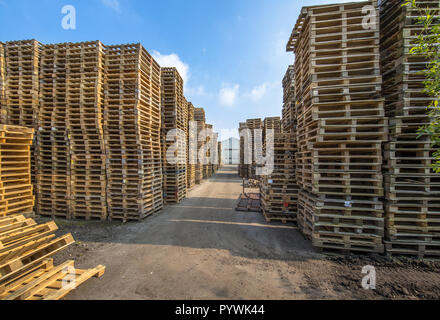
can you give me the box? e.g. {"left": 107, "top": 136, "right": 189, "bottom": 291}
{"left": 0, "top": 125, "right": 34, "bottom": 217}
{"left": 246, "top": 118, "right": 263, "bottom": 180}
{"left": 161, "top": 67, "right": 187, "bottom": 204}
{"left": 0, "top": 214, "right": 105, "bottom": 300}
{"left": 187, "top": 102, "right": 196, "bottom": 189}
{"left": 0, "top": 43, "right": 5, "bottom": 124}
{"left": 104, "top": 44, "right": 163, "bottom": 221}
{"left": 67, "top": 41, "right": 107, "bottom": 220}
{"left": 194, "top": 108, "right": 205, "bottom": 184}
{"left": 216, "top": 141, "right": 222, "bottom": 171}
{"left": 380, "top": 0, "right": 440, "bottom": 259}
{"left": 263, "top": 117, "right": 281, "bottom": 137}
{"left": 204, "top": 124, "right": 213, "bottom": 178}
{"left": 238, "top": 122, "right": 248, "bottom": 178}
{"left": 211, "top": 131, "right": 219, "bottom": 174}
{"left": 260, "top": 119, "right": 298, "bottom": 223}
{"left": 3, "top": 40, "right": 41, "bottom": 213}
{"left": 37, "top": 43, "right": 70, "bottom": 218}
{"left": 3, "top": 40, "right": 41, "bottom": 128}
{"left": 282, "top": 66, "right": 296, "bottom": 133}
{"left": 288, "top": 1, "right": 387, "bottom": 253}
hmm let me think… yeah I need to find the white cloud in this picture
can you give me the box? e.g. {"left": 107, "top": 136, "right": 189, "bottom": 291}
{"left": 101, "top": 0, "right": 120, "bottom": 12}
{"left": 249, "top": 83, "right": 269, "bottom": 102}
{"left": 219, "top": 84, "right": 240, "bottom": 107}
{"left": 186, "top": 85, "right": 205, "bottom": 96}
{"left": 152, "top": 51, "right": 190, "bottom": 84}
{"left": 245, "top": 82, "right": 278, "bottom": 103}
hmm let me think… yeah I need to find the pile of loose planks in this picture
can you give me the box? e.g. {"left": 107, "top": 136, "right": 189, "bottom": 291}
{"left": 0, "top": 214, "right": 105, "bottom": 300}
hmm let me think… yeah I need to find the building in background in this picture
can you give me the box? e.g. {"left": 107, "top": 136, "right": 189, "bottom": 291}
{"left": 222, "top": 138, "right": 239, "bottom": 165}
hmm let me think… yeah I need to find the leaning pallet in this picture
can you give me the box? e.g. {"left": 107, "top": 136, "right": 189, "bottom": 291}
{"left": 0, "top": 125, "right": 34, "bottom": 217}
{"left": 380, "top": 0, "right": 440, "bottom": 259}
{"left": 161, "top": 68, "right": 187, "bottom": 204}
{"left": 37, "top": 43, "right": 71, "bottom": 219}
{"left": 67, "top": 41, "right": 107, "bottom": 220}
{"left": 0, "top": 214, "right": 105, "bottom": 300}
{"left": 104, "top": 44, "right": 163, "bottom": 221}
{"left": 288, "top": 0, "right": 387, "bottom": 254}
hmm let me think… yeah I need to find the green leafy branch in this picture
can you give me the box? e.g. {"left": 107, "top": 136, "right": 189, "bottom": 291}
{"left": 403, "top": 0, "right": 440, "bottom": 172}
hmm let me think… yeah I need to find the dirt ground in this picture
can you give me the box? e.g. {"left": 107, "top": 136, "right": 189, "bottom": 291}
{"left": 40, "top": 165, "right": 440, "bottom": 300}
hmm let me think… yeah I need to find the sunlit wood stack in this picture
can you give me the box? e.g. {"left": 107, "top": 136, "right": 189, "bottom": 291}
{"left": 3, "top": 40, "right": 41, "bottom": 213}
{"left": 66, "top": 41, "right": 107, "bottom": 220}
{"left": 194, "top": 107, "right": 205, "bottom": 184}
{"left": 161, "top": 67, "right": 187, "bottom": 204}
{"left": 380, "top": 0, "right": 440, "bottom": 259}
{"left": 288, "top": 1, "right": 387, "bottom": 253}
{"left": 0, "top": 215, "right": 105, "bottom": 300}
{"left": 36, "top": 43, "right": 71, "bottom": 218}
{"left": 104, "top": 44, "right": 163, "bottom": 221}
{"left": 0, "top": 125, "right": 34, "bottom": 217}
{"left": 0, "top": 43, "right": 5, "bottom": 124}
{"left": 282, "top": 65, "right": 296, "bottom": 133}
{"left": 3, "top": 40, "right": 41, "bottom": 128}
{"left": 187, "top": 102, "right": 196, "bottom": 189}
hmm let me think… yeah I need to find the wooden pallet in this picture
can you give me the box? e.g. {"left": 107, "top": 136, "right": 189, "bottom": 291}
{"left": 0, "top": 125, "right": 34, "bottom": 217}
{"left": 259, "top": 131, "right": 298, "bottom": 220}
{"left": 0, "top": 42, "right": 5, "bottom": 124}
{"left": 385, "top": 241, "right": 440, "bottom": 261}
{"left": 287, "top": 1, "right": 388, "bottom": 255}
{"left": 161, "top": 68, "right": 188, "bottom": 204}
{"left": 187, "top": 102, "right": 196, "bottom": 189}
{"left": 3, "top": 40, "right": 40, "bottom": 128}
{"left": 0, "top": 259, "right": 105, "bottom": 300}
{"left": 37, "top": 43, "right": 70, "bottom": 218}
{"left": 3, "top": 41, "right": 40, "bottom": 214}
{"left": 263, "top": 211, "right": 297, "bottom": 224}
{"left": 244, "top": 119, "right": 263, "bottom": 180}
{"left": 380, "top": 0, "right": 440, "bottom": 259}
{"left": 67, "top": 41, "right": 107, "bottom": 221}
{"left": 104, "top": 44, "right": 163, "bottom": 221}
{"left": 235, "top": 193, "right": 262, "bottom": 213}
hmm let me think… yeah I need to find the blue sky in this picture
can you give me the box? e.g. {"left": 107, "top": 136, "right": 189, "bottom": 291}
{"left": 0, "top": 0, "right": 363, "bottom": 140}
